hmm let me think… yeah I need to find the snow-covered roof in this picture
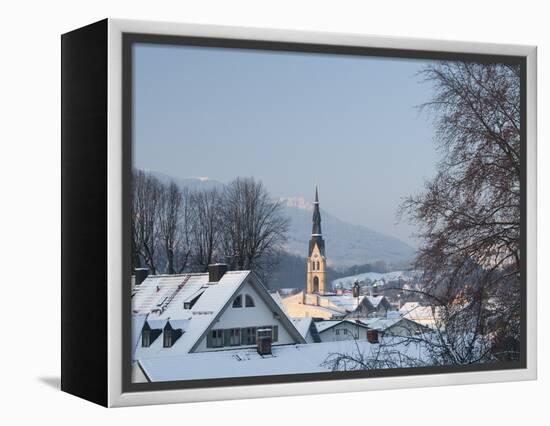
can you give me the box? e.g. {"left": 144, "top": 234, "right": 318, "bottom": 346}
{"left": 314, "top": 319, "right": 370, "bottom": 334}
{"left": 314, "top": 320, "right": 341, "bottom": 333}
{"left": 399, "top": 302, "right": 440, "bottom": 321}
{"left": 133, "top": 271, "right": 250, "bottom": 357}
{"left": 132, "top": 314, "right": 147, "bottom": 352}
{"left": 132, "top": 270, "right": 305, "bottom": 359}
{"left": 291, "top": 317, "right": 313, "bottom": 339}
{"left": 323, "top": 294, "right": 364, "bottom": 311}
{"left": 360, "top": 317, "right": 402, "bottom": 331}
{"left": 270, "top": 291, "right": 287, "bottom": 314}
{"left": 138, "top": 338, "right": 429, "bottom": 382}
{"left": 146, "top": 318, "right": 168, "bottom": 330}
{"left": 366, "top": 295, "right": 385, "bottom": 308}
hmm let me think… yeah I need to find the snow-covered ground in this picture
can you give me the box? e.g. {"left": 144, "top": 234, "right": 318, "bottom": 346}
{"left": 331, "top": 270, "right": 422, "bottom": 290}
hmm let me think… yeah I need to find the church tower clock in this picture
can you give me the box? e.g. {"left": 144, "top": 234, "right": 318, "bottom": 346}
{"left": 306, "top": 186, "right": 327, "bottom": 294}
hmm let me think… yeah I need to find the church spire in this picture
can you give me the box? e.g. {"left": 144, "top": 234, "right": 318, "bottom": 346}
{"left": 312, "top": 185, "right": 322, "bottom": 236}
{"left": 307, "top": 185, "right": 326, "bottom": 294}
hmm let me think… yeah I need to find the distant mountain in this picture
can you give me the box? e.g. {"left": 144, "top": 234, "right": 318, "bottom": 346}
{"left": 145, "top": 170, "right": 224, "bottom": 191}
{"left": 139, "top": 170, "right": 415, "bottom": 270}
{"left": 279, "top": 197, "right": 415, "bottom": 268}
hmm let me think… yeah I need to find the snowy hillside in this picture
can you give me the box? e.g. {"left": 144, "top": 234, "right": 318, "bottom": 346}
{"left": 331, "top": 270, "right": 422, "bottom": 289}
{"left": 280, "top": 197, "right": 416, "bottom": 267}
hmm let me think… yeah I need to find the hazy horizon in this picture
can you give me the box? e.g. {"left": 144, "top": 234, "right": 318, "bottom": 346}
{"left": 133, "top": 43, "right": 440, "bottom": 246}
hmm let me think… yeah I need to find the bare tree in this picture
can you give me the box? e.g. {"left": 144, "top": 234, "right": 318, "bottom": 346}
{"left": 326, "top": 62, "right": 522, "bottom": 372}
{"left": 188, "top": 188, "right": 222, "bottom": 272}
{"left": 131, "top": 170, "right": 162, "bottom": 274}
{"left": 400, "top": 61, "right": 521, "bottom": 361}
{"left": 322, "top": 336, "right": 427, "bottom": 371}
{"left": 220, "top": 177, "right": 289, "bottom": 277}
{"left": 158, "top": 182, "right": 191, "bottom": 274}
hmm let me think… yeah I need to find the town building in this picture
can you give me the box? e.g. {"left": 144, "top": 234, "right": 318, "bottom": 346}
{"left": 358, "top": 312, "right": 430, "bottom": 337}
{"left": 282, "top": 186, "right": 394, "bottom": 320}
{"left": 131, "top": 264, "right": 306, "bottom": 370}
{"left": 314, "top": 319, "right": 371, "bottom": 342}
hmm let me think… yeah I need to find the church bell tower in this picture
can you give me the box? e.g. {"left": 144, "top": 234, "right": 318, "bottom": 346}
{"left": 306, "top": 186, "right": 327, "bottom": 294}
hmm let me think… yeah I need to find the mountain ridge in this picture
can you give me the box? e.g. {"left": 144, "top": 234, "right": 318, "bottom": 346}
{"left": 140, "top": 170, "right": 416, "bottom": 268}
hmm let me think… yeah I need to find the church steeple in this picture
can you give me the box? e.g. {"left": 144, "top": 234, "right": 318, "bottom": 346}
{"left": 306, "top": 186, "right": 327, "bottom": 294}
{"left": 312, "top": 186, "right": 322, "bottom": 236}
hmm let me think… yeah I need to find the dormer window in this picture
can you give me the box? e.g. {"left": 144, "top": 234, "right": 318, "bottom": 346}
{"left": 141, "top": 322, "right": 162, "bottom": 347}
{"left": 142, "top": 329, "right": 151, "bottom": 347}
{"left": 232, "top": 295, "right": 243, "bottom": 308}
{"left": 184, "top": 291, "right": 204, "bottom": 309}
{"left": 163, "top": 329, "right": 172, "bottom": 347}
{"left": 245, "top": 294, "right": 255, "bottom": 307}
{"left": 162, "top": 323, "right": 183, "bottom": 348}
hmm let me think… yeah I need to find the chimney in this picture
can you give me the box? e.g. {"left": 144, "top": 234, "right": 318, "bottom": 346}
{"left": 134, "top": 268, "right": 149, "bottom": 285}
{"left": 367, "top": 329, "right": 379, "bottom": 344}
{"left": 257, "top": 328, "right": 273, "bottom": 355}
{"left": 208, "top": 263, "right": 228, "bottom": 282}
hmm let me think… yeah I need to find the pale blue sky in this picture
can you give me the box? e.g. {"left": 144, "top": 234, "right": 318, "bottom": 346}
{"left": 133, "top": 43, "right": 439, "bottom": 246}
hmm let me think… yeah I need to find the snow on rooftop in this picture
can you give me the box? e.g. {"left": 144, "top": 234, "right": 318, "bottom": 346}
{"left": 360, "top": 317, "right": 403, "bottom": 331}
{"left": 270, "top": 291, "right": 287, "bottom": 315}
{"left": 314, "top": 320, "right": 341, "bottom": 333}
{"left": 132, "top": 270, "right": 251, "bottom": 358}
{"left": 323, "top": 294, "right": 364, "bottom": 311}
{"left": 138, "top": 338, "right": 429, "bottom": 382}
{"left": 291, "top": 317, "right": 313, "bottom": 338}
{"left": 399, "top": 302, "right": 440, "bottom": 320}
{"left": 366, "top": 295, "right": 385, "bottom": 308}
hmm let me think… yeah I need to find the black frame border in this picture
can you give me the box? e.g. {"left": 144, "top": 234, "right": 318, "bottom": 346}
{"left": 121, "top": 32, "right": 528, "bottom": 394}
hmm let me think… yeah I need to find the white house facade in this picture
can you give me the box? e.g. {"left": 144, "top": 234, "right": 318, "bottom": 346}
{"left": 131, "top": 265, "right": 306, "bottom": 367}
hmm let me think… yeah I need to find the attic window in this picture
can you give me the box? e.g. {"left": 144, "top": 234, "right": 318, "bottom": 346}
{"left": 245, "top": 295, "right": 255, "bottom": 307}
{"left": 142, "top": 329, "right": 151, "bottom": 347}
{"left": 232, "top": 295, "right": 243, "bottom": 308}
{"left": 162, "top": 324, "right": 183, "bottom": 348}
{"left": 163, "top": 329, "right": 172, "bottom": 348}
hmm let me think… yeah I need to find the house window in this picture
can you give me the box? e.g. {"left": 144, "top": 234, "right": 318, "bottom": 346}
{"left": 142, "top": 329, "right": 150, "bottom": 347}
{"left": 335, "top": 329, "right": 340, "bottom": 335}
{"left": 242, "top": 327, "right": 256, "bottom": 345}
{"left": 226, "top": 328, "right": 241, "bottom": 346}
{"left": 232, "top": 295, "right": 243, "bottom": 308}
{"left": 209, "top": 329, "right": 224, "bottom": 348}
{"left": 163, "top": 329, "right": 172, "bottom": 348}
{"left": 343, "top": 329, "right": 348, "bottom": 335}
{"left": 245, "top": 294, "right": 255, "bottom": 307}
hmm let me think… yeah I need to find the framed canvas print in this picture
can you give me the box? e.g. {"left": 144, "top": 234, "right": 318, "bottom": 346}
{"left": 61, "top": 19, "right": 537, "bottom": 407}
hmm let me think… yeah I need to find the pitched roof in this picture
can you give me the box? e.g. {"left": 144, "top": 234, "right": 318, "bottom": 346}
{"left": 291, "top": 317, "right": 313, "bottom": 339}
{"left": 366, "top": 295, "right": 386, "bottom": 308}
{"left": 132, "top": 270, "right": 305, "bottom": 359}
{"left": 399, "top": 302, "right": 441, "bottom": 321}
{"left": 314, "top": 319, "right": 370, "bottom": 334}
